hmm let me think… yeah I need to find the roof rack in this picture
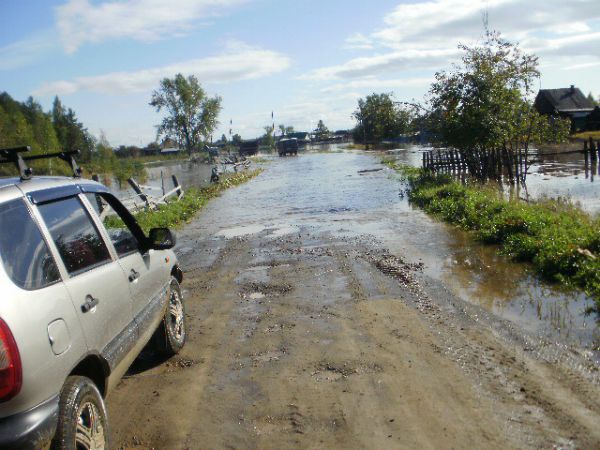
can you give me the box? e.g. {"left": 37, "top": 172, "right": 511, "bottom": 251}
{"left": 0, "top": 146, "right": 82, "bottom": 180}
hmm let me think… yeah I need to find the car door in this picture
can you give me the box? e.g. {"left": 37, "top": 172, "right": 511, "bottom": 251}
{"left": 83, "top": 192, "right": 169, "bottom": 340}
{"left": 35, "top": 194, "right": 136, "bottom": 371}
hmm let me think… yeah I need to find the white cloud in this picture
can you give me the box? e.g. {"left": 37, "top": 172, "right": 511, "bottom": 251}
{"left": 373, "top": 0, "right": 600, "bottom": 50}
{"left": 56, "top": 0, "right": 250, "bottom": 53}
{"left": 0, "top": 31, "right": 58, "bottom": 71}
{"left": 344, "top": 33, "right": 374, "bottom": 50}
{"left": 303, "top": 48, "right": 457, "bottom": 80}
{"left": 307, "top": 0, "right": 600, "bottom": 83}
{"left": 321, "top": 77, "right": 432, "bottom": 93}
{"left": 32, "top": 42, "right": 291, "bottom": 96}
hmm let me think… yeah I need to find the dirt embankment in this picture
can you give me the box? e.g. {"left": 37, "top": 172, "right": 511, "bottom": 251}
{"left": 108, "top": 227, "right": 600, "bottom": 449}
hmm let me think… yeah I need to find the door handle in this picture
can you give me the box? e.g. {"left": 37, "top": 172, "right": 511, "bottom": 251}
{"left": 129, "top": 269, "right": 141, "bottom": 282}
{"left": 81, "top": 295, "right": 99, "bottom": 313}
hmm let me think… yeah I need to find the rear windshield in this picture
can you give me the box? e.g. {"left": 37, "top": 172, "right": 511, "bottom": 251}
{"left": 0, "top": 199, "right": 60, "bottom": 290}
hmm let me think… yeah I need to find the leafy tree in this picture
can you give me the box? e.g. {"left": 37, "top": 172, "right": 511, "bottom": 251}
{"left": 313, "top": 120, "right": 329, "bottom": 140}
{"left": 0, "top": 92, "right": 75, "bottom": 175}
{"left": 52, "top": 96, "right": 95, "bottom": 161}
{"left": 150, "top": 73, "right": 222, "bottom": 156}
{"left": 23, "top": 97, "right": 60, "bottom": 154}
{"left": 588, "top": 92, "right": 599, "bottom": 107}
{"left": 427, "top": 30, "right": 570, "bottom": 183}
{"left": 352, "top": 93, "right": 412, "bottom": 145}
{"left": 278, "top": 124, "right": 294, "bottom": 136}
{"left": 231, "top": 134, "right": 242, "bottom": 145}
{"left": 261, "top": 125, "right": 275, "bottom": 149}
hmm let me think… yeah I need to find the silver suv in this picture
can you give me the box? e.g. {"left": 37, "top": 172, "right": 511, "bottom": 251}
{"left": 0, "top": 147, "right": 186, "bottom": 449}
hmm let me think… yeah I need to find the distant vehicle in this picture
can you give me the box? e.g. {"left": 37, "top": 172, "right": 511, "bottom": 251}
{"left": 277, "top": 138, "right": 298, "bottom": 157}
{"left": 0, "top": 146, "right": 186, "bottom": 449}
{"left": 238, "top": 139, "right": 260, "bottom": 156}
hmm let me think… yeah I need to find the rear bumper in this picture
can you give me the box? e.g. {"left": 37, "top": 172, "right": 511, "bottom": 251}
{"left": 0, "top": 395, "right": 59, "bottom": 450}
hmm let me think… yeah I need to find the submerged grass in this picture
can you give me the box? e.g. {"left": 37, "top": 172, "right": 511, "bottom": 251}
{"left": 132, "top": 169, "right": 262, "bottom": 232}
{"left": 384, "top": 160, "right": 600, "bottom": 306}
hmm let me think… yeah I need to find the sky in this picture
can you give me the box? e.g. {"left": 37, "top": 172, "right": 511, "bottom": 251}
{"left": 1, "top": 0, "right": 599, "bottom": 146}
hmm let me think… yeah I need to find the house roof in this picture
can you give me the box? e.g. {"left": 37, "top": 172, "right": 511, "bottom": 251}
{"left": 537, "top": 87, "right": 595, "bottom": 113}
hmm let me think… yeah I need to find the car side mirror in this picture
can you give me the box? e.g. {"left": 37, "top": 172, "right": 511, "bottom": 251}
{"left": 148, "top": 227, "right": 176, "bottom": 250}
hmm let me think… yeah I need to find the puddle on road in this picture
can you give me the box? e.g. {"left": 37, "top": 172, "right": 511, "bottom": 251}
{"left": 216, "top": 224, "right": 267, "bottom": 238}
{"left": 178, "top": 147, "right": 600, "bottom": 357}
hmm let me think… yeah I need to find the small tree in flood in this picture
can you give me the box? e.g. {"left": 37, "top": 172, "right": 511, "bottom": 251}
{"left": 428, "top": 31, "right": 569, "bottom": 184}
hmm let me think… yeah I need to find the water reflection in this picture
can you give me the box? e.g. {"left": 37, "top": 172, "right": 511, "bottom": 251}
{"left": 437, "top": 226, "right": 598, "bottom": 347}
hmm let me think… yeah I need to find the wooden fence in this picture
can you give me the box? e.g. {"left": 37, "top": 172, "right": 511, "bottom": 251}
{"left": 423, "top": 137, "right": 599, "bottom": 175}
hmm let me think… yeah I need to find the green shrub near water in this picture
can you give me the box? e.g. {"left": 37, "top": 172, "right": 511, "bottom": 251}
{"left": 385, "top": 161, "right": 600, "bottom": 305}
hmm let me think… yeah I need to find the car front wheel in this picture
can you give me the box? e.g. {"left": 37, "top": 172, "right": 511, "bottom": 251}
{"left": 52, "top": 376, "right": 109, "bottom": 450}
{"left": 153, "top": 276, "right": 186, "bottom": 356}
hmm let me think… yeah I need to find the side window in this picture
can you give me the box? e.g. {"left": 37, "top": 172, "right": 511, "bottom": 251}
{"left": 0, "top": 199, "right": 60, "bottom": 290}
{"left": 85, "top": 193, "right": 140, "bottom": 257}
{"left": 37, "top": 196, "right": 111, "bottom": 275}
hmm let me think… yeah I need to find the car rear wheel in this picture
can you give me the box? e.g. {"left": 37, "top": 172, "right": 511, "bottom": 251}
{"left": 52, "top": 376, "right": 109, "bottom": 450}
{"left": 153, "top": 277, "right": 186, "bottom": 356}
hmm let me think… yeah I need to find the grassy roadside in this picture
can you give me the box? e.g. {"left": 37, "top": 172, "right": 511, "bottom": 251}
{"left": 132, "top": 169, "right": 262, "bottom": 232}
{"left": 384, "top": 160, "right": 600, "bottom": 307}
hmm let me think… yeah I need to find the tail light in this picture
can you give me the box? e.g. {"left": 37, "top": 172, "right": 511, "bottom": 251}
{"left": 0, "top": 318, "right": 22, "bottom": 402}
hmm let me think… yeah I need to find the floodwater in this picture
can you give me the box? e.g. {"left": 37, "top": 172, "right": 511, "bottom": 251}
{"left": 108, "top": 147, "right": 599, "bottom": 354}
{"left": 180, "top": 147, "right": 599, "bottom": 356}
{"left": 389, "top": 144, "right": 600, "bottom": 215}
{"left": 109, "top": 159, "right": 228, "bottom": 200}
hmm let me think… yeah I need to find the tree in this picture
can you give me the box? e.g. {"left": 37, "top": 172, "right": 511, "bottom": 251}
{"left": 231, "top": 133, "right": 242, "bottom": 145}
{"left": 352, "top": 93, "right": 412, "bottom": 146}
{"left": 261, "top": 125, "right": 275, "bottom": 149}
{"left": 150, "top": 73, "right": 222, "bottom": 156}
{"left": 52, "top": 96, "right": 95, "bottom": 161}
{"left": 278, "top": 124, "right": 295, "bottom": 136}
{"left": 588, "top": 92, "right": 599, "bottom": 107}
{"left": 427, "top": 30, "right": 569, "bottom": 183}
{"left": 314, "top": 120, "right": 329, "bottom": 140}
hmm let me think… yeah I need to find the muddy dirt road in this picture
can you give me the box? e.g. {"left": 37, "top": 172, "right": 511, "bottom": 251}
{"left": 109, "top": 152, "right": 600, "bottom": 449}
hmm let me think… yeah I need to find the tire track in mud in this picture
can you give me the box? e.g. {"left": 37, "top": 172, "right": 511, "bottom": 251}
{"left": 109, "top": 228, "right": 600, "bottom": 449}
{"left": 109, "top": 239, "right": 254, "bottom": 448}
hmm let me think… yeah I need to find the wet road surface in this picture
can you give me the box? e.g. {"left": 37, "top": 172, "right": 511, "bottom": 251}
{"left": 108, "top": 151, "right": 600, "bottom": 449}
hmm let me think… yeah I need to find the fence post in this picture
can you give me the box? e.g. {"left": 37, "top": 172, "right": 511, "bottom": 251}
{"left": 127, "top": 177, "right": 151, "bottom": 209}
{"left": 171, "top": 175, "right": 183, "bottom": 199}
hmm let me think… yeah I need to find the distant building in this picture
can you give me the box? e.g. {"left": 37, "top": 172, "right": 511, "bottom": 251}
{"left": 534, "top": 85, "right": 595, "bottom": 132}
{"left": 161, "top": 147, "right": 181, "bottom": 154}
{"left": 160, "top": 138, "right": 179, "bottom": 149}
